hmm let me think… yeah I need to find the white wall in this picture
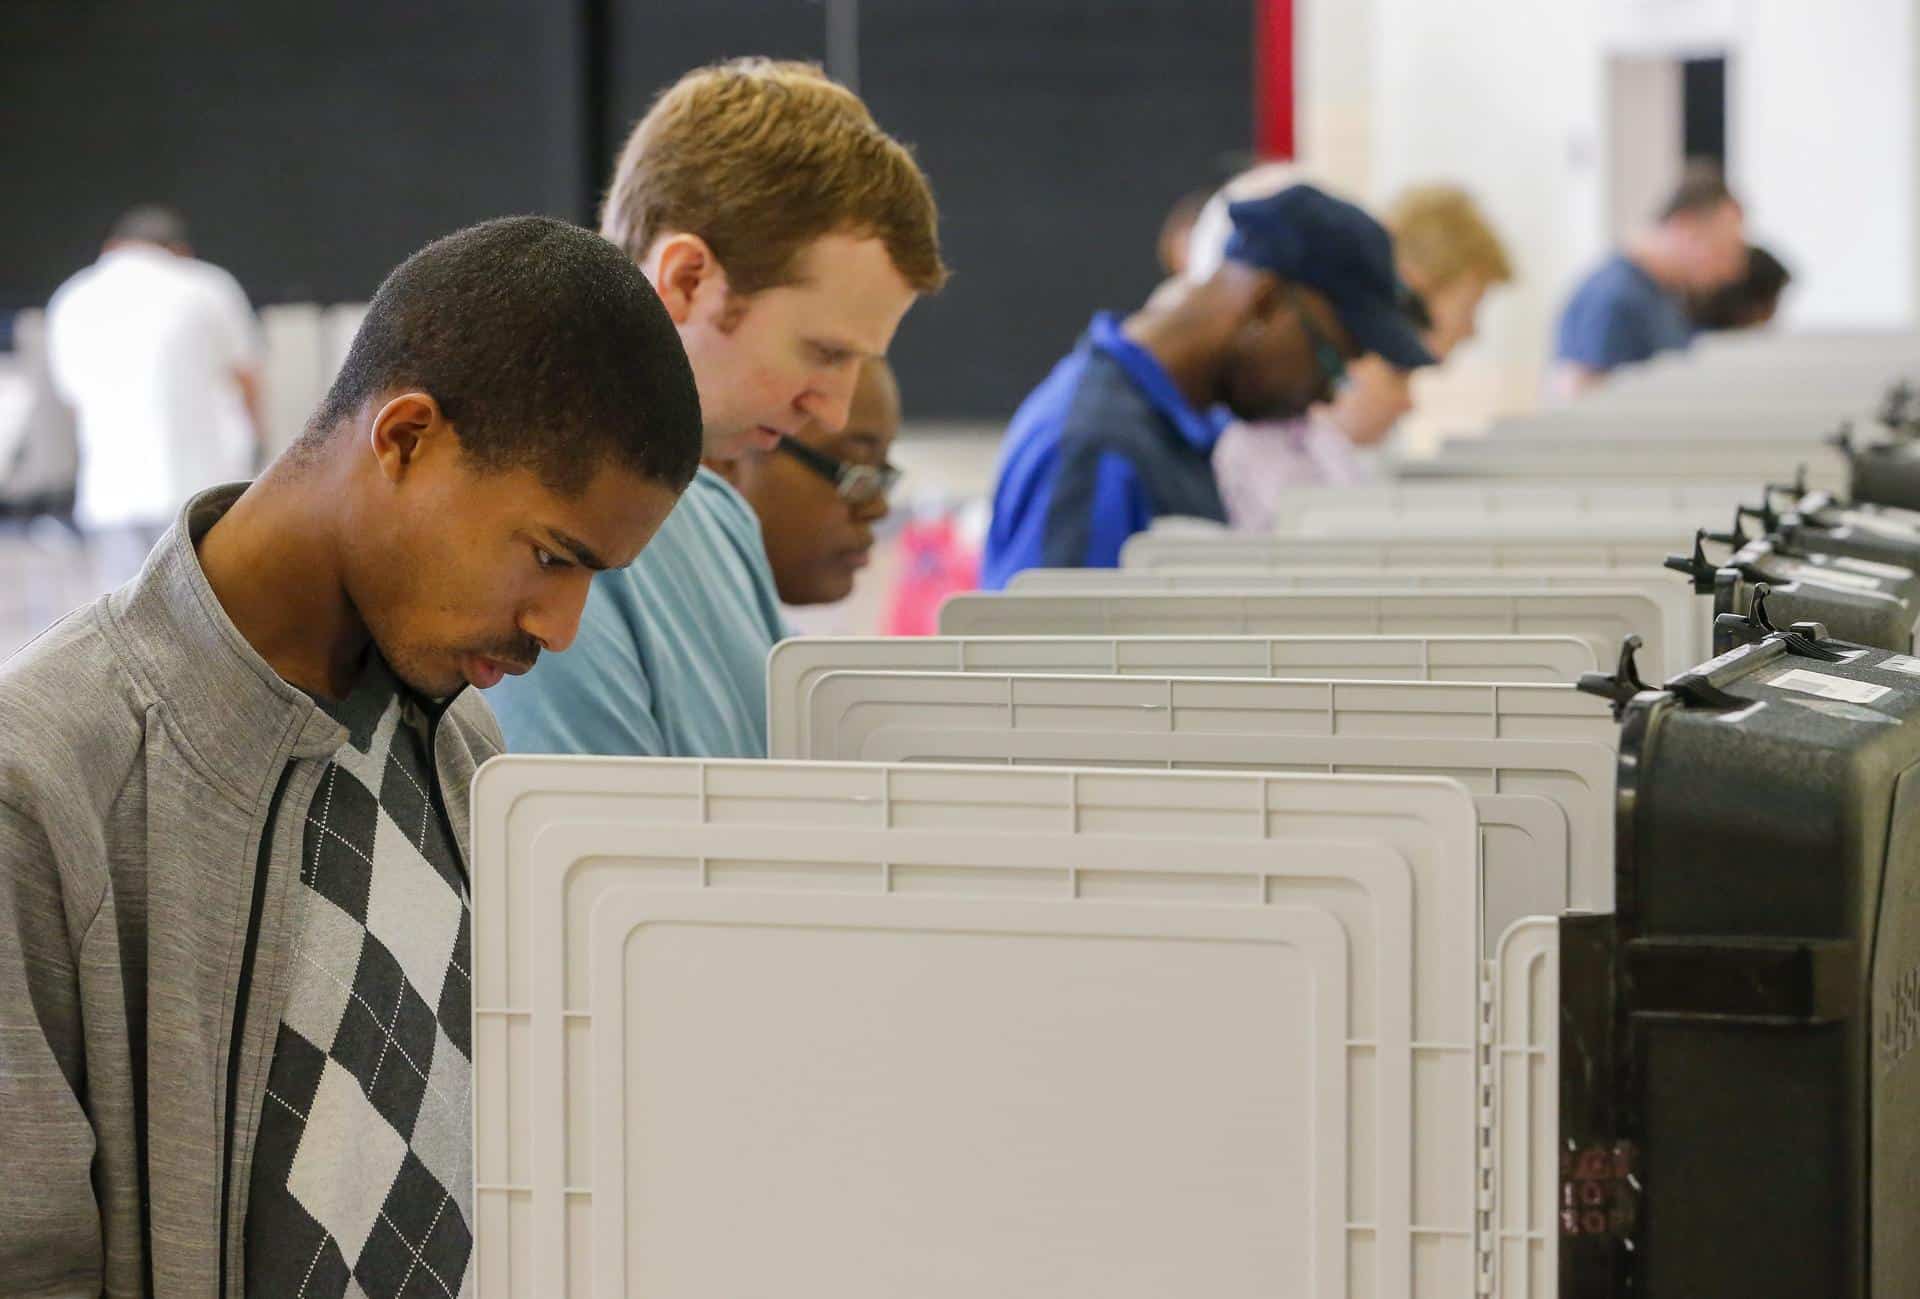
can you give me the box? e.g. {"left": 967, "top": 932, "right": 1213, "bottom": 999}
{"left": 1607, "top": 57, "right": 1684, "bottom": 243}
{"left": 1295, "top": 0, "right": 1375, "bottom": 200}
{"left": 1731, "top": 0, "right": 1918, "bottom": 329}
{"left": 1370, "top": 0, "right": 1607, "bottom": 424}
{"left": 1297, "top": 0, "right": 1920, "bottom": 429}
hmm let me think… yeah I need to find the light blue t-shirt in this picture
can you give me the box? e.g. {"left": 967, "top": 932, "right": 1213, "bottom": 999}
{"left": 487, "top": 467, "right": 788, "bottom": 758}
{"left": 1554, "top": 253, "right": 1695, "bottom": 373}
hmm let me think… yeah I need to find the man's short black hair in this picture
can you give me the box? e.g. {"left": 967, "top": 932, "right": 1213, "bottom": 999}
{"left": 1690, "top": 244, "right": 1793, "bottom": 331}
{"left": 1659, "top": 161, "right": 1738, "bottom": 222}
{"left": 308, "top": 215, "right": 702, "bottom": 495}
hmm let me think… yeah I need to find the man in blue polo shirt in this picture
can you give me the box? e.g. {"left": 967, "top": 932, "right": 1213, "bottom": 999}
{"left": 1550, "top": 164, "right": 1747, "bottom": 399}
{"left": 982, "top": 184, "right": 1433, "bottom": 586}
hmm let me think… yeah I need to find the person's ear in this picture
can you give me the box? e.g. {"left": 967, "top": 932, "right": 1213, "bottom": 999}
{"left": 647, "top": 233, "right": 728, "bottom": 326}
{"left": 1247, "top": 271, "right": 1287, "bottom": 322}
{"left": 368, "top": 392, "right": 447, "bottom": 485}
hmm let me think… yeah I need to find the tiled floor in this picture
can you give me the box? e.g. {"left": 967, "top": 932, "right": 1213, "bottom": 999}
{"left": 0, "top": 522, "right": 114, "bottom": 661}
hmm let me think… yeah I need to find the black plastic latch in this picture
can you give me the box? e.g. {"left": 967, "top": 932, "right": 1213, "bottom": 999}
{"left": 1880, "top": 379, "right": 1916, "bottom": 436}
{"left": 1576, "top": 634, "right": 1651, "bottom": 720}
{"left": 1626, "top": 937, "right": 1856, "bottom": 1024}
{"left": 1762, "top": 467, "right": 1810, "bottom": 511}
{"left": 1713, "top": 583, "right": 1848, "bottom": 662}
{"left": 1665, "top": 525, "right": 1743, "bottom": 591}
{"left": 1663, "top": 662, "right": 1752, "bottom": 711}
{"left": 1739, "top": 498, "right": 1781, "bottom": 534}
{"left": 1663, "top": 529, "right": 1723, "bottom": 594}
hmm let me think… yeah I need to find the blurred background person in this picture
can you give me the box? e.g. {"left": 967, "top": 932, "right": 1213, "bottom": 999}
{"left": 709, "top": 356, "right": 902, "bottom": 608}
{"left": 45, "top": 205, "right": 265, "bottom": 582}
{"left": 1210, "top": 183, "right": 1515, "bottom": 530}
{"left": 1182, "top": 161, "right": 1308, "bottom": 283}
{"left": 1690, "top": 243, "right": 1792, "bottom": 332}
{"left": 1156, "top": 189, "right": 1214, "bottom": 278}
{"left": 1549, "top": 163, "right": 1747, "bottom": 398}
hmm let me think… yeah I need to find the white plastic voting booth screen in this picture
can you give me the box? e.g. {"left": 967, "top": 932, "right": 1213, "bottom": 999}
{"left": 1115, "top": 533, "right": 1685, "bottom": 573}
{"left": 1257, "top": 482, "right": 1763, "bottom": 538}
{"left": 471, "top": 757, "right": 1531, "bottom": 1298}
{"left": 793, "top": 669, "right": 1617, "bottom": 930}
{"left": 940, "top": 588, "right": 1689, "bottom": 679}
{"left": 1121, "top": 529, "right": 1689, "bottom": 571}
{"left": 1480, "top": 409, "right": 1861, "bottom": 442}
{"left": 1398, "top": 438, "right": 1848, "bottom": 489}
{"left": 1003, "top": 569, "right": 1709, "bottom": 670}
{"left": 1491, "top": 918, "right": 1560, "bottom": 1299}
{"left": 765, "top": 632, "right": 1600, "bottom": 757}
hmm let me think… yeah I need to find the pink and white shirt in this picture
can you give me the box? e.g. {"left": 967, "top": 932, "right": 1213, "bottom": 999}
{"left": 1212, "top": 409, "right": 1376, "bottom": 533}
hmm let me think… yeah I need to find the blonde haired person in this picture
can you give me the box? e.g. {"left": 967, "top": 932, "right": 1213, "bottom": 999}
{"left": 1209, "top": 182, "right": 1514, "bottom": 531}
{"left": 490, "top": 59, "right": 946, "bottom": 758}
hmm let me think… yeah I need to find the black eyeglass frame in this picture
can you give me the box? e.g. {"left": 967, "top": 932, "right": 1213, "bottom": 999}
{"left": 775, "top": 434, "right": 903, "bottom": 507}
{"left": 1289, "top": 286, "right": 1351, "bottom": 404}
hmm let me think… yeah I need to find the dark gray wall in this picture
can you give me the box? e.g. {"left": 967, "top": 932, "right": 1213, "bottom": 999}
{"left": 861, "top": 1, "right": 1253, "bottom": 417}
{"left": 1, "top": 0, "right": 586, "bottom": 306}
{"left": 1, "top": 1, "right": 1251, "bottom": 419}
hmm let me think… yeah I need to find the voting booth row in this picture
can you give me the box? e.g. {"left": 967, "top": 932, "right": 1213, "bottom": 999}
{"left": 470, "top": 333, "right": 1920, "bottom": 1298}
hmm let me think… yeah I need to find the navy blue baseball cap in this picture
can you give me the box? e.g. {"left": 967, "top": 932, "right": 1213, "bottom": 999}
{"left": 1224, "top": 184, "right": 1435, "bottom": 369}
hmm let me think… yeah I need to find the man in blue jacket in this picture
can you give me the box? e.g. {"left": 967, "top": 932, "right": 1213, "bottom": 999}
{"left": 982, "top": 183, "right": 1432, "bottom": 586}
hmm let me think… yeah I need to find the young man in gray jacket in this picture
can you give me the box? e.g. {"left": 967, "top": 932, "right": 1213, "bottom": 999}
{"left": 0, "top": 216, "right": 702, "bottom": 1298}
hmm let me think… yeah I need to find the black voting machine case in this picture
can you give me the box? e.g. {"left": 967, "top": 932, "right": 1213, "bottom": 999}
{"left": 1667, "top": 520, "right": 1920, "bottom": 656}
{"left": 1836, "top": 386, "right": 1920, "bottom": 513}
{"left": 1771, "top": 490, "right": 1920, "bottom": 571}
{"left": 1572, "top": 620, "right": 1920, "bottom": 1298}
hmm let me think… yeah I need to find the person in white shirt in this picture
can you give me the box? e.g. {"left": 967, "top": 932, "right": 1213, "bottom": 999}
{"left": 46, "top": 205, "right": 265, "bottom": 576}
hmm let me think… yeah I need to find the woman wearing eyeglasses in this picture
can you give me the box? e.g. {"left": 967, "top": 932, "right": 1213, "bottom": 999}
{"left": 708, "top": 357, "right": 903, "bottom": 607}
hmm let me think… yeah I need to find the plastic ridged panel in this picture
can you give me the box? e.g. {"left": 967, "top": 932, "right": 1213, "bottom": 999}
{"left": 470, "top": 758, "right": 1483, "bottom": 1298}
{"left": 1489, "top": 918, "right": 1559, "bottom": 1299}
{"left": 1009, "top": 568, "right": 1707, "bottom": 670}
{"left": 1479, "top": 409, "right": 1868, "bottom": 442}
{"left": 1254, "top": 482, "right": 1763, "bottom": 538}
{"left": 1114, "top": 535, "right": 1685, "bottom": 573}
{"left": 1029, "top": 566, "right": 1679, "bottom": 589}
{"left": 795, "top": 670, "right": 1618, "bottom": 929}
{"left": 1398, "top": 438, "right": 1849, "bottom": 489}
{"left": 765, "top": 633, "right": 1601, "bottom": 758}
{"left": 939, "top": 588, "right": 1689, "bottom": 680}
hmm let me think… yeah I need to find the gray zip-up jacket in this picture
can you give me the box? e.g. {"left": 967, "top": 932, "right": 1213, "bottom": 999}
{"left": 0, "top": 486, "right": 504, "bottom": 1297}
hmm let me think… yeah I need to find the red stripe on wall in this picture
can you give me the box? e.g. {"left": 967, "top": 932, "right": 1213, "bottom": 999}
{"left": 1255, "top": 0, "right": 1295, "bottom": 160}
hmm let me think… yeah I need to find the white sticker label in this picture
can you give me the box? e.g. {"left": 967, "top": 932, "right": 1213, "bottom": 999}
{"left": 1878, "top": 655, "right": 1920, "bottom": 678}
{"left": 1843, "top": 512, "right": 1920, "bottom": 541}
{"left": 1831, "top": 555, "right": 1915, "bottom": 580}
{"left": 1767, "top": 668, "right": 1893, "bottom": 705}
{"left": 1780, "top": 564, "right": 1884, "bottom": 593}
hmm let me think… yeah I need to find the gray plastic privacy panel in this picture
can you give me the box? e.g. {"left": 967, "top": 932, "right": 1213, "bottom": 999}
{"left": 939, "top": 587, "right": 1695, "bottom": 679}
{"left": 1011, "top": 567, "right": 1707, "bottom": 668}
{"left": 795, "top": 670, "right": 1617, "bottom": 924}
{"left": 766, "top": 633, "right": 1599, "bottom": 758}
{"left": 470, "top": 758, "right": 1488, "bottom": 1298}
{"left": 1395, "top": 438, "right": 1849, "bottom": 489}
{"left": 1114, "top": 535, "right": 1687, "bottom": 573}
{"left": 1479, "top": 409, "right": 1864, "bottom": 442}
{"left": 1253, "top": 482, "right": 1764, "bottom": 537}
{"left": 1493, "top": 918, "right": 1560, "bottom": 1299}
